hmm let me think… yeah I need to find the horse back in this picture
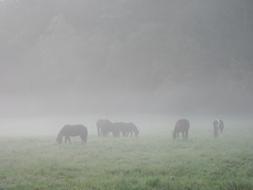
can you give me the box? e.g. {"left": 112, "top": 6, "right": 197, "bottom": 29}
{"left": 61, "top": 124, "right": 88, "bottom": 136}
{"left": 175, "top": 119, "right": 190, "bottom": 131}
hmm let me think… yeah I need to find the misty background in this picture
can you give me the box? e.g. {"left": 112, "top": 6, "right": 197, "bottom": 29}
{"left": 0, "top": 0, "right": 253, "bottom": 135}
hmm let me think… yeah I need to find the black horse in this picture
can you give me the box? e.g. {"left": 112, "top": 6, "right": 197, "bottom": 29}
{"left": 173, "top": 119, "right": 190, "bottom": 140}
{"left": 56, "top": 124, "right": 88, "bottom": 144}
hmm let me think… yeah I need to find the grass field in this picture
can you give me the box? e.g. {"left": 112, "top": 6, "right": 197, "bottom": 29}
{"left": 0, "top": 126, "right": 253, "bottom": 190}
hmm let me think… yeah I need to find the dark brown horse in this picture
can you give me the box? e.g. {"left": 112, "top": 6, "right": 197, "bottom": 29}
{"left": 56, "top": 124, "right": 88, "bottom": 144}
{"left": 173, "top": 119, "right": 190, "bottom": 140}
{"left": 117, "top": 122, "right": 139, "bottom": 137}
{"left": 96, "top": 119, "right": 119, "bottom": 137}
{"left": 97, "top": 119, "right": 139, "bottom": 137}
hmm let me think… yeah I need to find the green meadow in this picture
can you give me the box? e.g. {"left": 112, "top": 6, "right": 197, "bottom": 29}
{"left": 0, "top": 126, "right": 253, "bottom": 190}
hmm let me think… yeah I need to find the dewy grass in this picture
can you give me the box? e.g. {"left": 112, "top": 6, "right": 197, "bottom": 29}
{"left": 0, "top": 129, "right": 253, "bottom": 190}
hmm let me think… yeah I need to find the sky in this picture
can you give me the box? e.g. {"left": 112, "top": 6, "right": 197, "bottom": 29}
{"left": 0, "top": 0, "right": 253, "bottom": 120}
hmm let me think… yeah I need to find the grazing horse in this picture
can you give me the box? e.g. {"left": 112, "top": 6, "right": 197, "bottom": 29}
{"left": 97, "top": 119, "right": 139, "bottom": 137}
{"left": 117, "top": 122, "right": 139, "bottom": 137}
{"left": 173, "top": 119, "right": 190, "bottom": 140}
{"left": 97, "top": 119, "right": 119, "bottom": 137}
{"left": 219, "top": 120, "right": 224, "bottom": 133}
{"left": 56, "top": 124, "right": 88, "bottom": 144}
{"left": 213, "top": 120, "right": 219, "bottom": 138}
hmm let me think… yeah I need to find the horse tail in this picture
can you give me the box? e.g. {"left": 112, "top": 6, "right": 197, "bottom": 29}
{"left": 185, "top": 121, "right": 190, "bottom": 139}
{"left": 97, "top": 126, "right": 100, "bottom": 136}
{"left": 96, "top": 121, "right": 100, "bottom": 136}
{"left": 81, "top": 127, "right": 88, "bottom": 143}
{"left": 185, "top": 127, "right": 189, "bottom": 139}
{"left": 84, "top": 127, "right": 88, "bottom": 143}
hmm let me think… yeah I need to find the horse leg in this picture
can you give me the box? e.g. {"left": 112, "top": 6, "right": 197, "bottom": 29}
{"left": 185, "top": 130, "right": 188, "bottom": 140}
{"left": 102, "top": 130, "right": 105, "bottom": 137}
{"left": 80, "top": 135, "right": 85, "bottom": 144}
{"left": 97, "top": 127, "right": 100, "bottom": 136}
{"left": 214, "top": 127, "right": 218, "bottom": 138}
{"left": 68, "top": 136, "right": 71, "bottom": 144}
{"left": 64, "top": 136, "right": 68, "bottom": 143}
{"left": 175, "top": 132, "right": 178, "bottom": 140}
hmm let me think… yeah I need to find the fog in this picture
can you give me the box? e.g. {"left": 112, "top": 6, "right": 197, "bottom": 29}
{"left": 0, "top": 0, "right": 253, "bottom": 135}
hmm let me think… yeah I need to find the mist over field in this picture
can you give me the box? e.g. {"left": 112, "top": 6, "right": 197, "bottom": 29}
{"left": 0, "top": 1, "right": 253, "bottom": 189}
{"left": 1, "top": 1, "right": 253, "bottom": 137}
{"left": 1, "top": 0, "right": 253, "bottom": 128}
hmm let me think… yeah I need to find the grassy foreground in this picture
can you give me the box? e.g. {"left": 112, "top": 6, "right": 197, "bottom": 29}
{"left": 0, "top": 129, "right": 253, "bottom": 190}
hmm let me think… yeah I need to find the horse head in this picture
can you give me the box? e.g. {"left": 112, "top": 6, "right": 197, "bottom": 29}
{"left": 56, "top": 132, "right": 63, "bottom": 144}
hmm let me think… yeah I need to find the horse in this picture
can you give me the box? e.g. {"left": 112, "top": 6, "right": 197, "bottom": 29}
{"left": 97, "top": 119, "right": 139, "bottom": 137}
{"left": 56, "top": 124, "right": 88, "bottom": 144}
{"left": 117, "top": 122, "right": 139, "bottom": 137}
{"left": 173, "top": 119, "right": 190, "bottom": 140}
{"left": 213, "top": 120, "right": 219, "bottom": 138}
{"left": 96, "top": 119, "right": 119, "bottom": 137}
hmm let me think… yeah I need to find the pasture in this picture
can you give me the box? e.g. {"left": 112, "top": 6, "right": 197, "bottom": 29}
{"left": 0, "top": 126, "right": 253, "bottom": 190}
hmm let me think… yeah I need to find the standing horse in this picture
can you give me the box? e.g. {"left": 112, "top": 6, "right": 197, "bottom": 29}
{"left": 173, "top": 119, "right": 190, "bottom": 140}
{"left": 56, "top": 124, "right": 88, "bottom": 144}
